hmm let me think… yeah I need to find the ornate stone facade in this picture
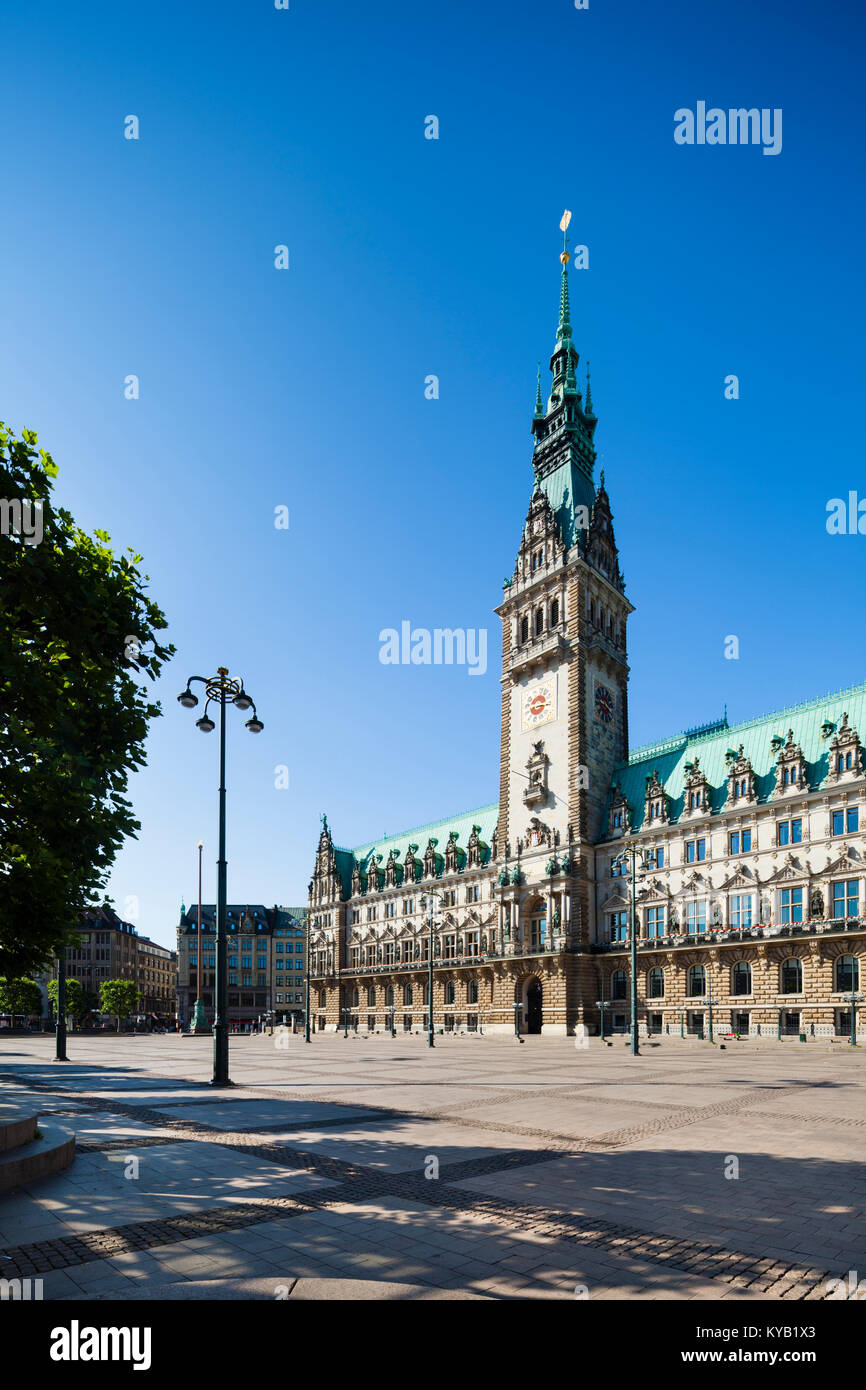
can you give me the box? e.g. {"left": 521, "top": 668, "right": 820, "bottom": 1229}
{"left": 307, "top": 242, "right": 866, "bottom": 1042}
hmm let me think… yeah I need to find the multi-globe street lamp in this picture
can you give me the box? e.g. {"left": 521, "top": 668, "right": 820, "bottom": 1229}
{"left": 177, "top": 667, "right": 263, "bottom": 1087}
{"left": 420, "top": 892, "right": 443, "bottom": 1048}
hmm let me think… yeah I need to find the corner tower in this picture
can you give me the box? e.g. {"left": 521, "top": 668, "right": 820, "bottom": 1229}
{"left": 495, "top": 217, "right": 633, "bottom": 912}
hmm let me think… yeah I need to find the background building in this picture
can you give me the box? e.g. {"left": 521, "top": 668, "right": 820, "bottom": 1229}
{"left": 307, "top": 244, "right": 865, "bottom": 1042}
{"left": 37, "top": 907, "right": 177, "bottom": 1024}
{"left": 176, "top": 904, "right": 306, "bottom": 1030}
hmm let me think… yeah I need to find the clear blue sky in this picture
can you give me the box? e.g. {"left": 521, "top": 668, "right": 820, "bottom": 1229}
{"left": 2, "top": 0, "right": 864, "bottom": 950}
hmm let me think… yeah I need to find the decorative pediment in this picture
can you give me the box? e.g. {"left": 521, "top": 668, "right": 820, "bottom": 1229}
{"left": 824, "top": 845, "right": 860, "bottom": 876}
{"left": 718, "top": 863, "right": 755, "bottom": 891}
{"left": 602, "top": 890, "right": 629, "bottom": 911}
{"left": 638, "top": 876, "right": 669, "bottom": 900}
{"left": 771, "top": 729, "right": 808, "bottom": 796}
{"left": 643, "top": 769, "right": 670, "bottom": 824}
{"left": 680, "top": 871, "right": 707, "bottom": 893}
{"left": 763, "top": 853, "right": 806, "bottom": 884}
{"left": 403, "top": 843, "right": 420, "bottom": 883}
{"left": 351, "top": 858, "right": 364, "bottom": 895}
{"left": 726, "top": 745, "right": 757, "bottom": 805}
{"left": 826, "top": 712, "right": 863, "bottom": 783}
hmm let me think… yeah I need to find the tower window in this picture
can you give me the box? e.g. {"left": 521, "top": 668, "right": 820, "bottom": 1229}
{"left": 520, "top": 615, "right": 529, "bottom": 644}
{"left": 535, "top": 608, "right": 544, "bottom": 636}
{"left": 550, "top": 598, "right": 559, "bottom": 625}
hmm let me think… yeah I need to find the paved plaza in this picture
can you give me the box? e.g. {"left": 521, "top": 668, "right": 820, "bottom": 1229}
{"left": 0, "top": 1033, "right": 864, "bottom": 1301}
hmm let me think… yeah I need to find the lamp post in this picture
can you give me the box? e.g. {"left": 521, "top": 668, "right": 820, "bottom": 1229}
{"left": 706, "top": 993, "right": 719, "bottom": 1044}
{"left": 611, "top": 839, "right": 648, "bottom": 1057}
{"left": 55, "top": 946, "right": 68, "bottom": 1062}
{"left": 421, "top": 892, "right": 442, "bottom": 1048}
{"left": 595, "top": 1000, "right": 613, "bottom": 1044}
{"left": 513, "top": 999, "right": 524, "bottom": 1041}
{"left": 177, "top": 667, "right": 263, "bottom": 1088}
{"left": 848, "top": 986, "right": 863, "bottom": 1047}
{"left": 304, "top": 920, "right": 311, "bottom": 1044}
{"left": 190, "top": 840, "right": 208, "bottom": 1033}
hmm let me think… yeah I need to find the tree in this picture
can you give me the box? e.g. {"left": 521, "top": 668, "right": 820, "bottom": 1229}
{"left": 47, "top": 976, "right": 86, "bottom": 1022}
{"left": 100, "top": 979, "right": 140, "bottom": 1031}
{"left": 0, "top": 976, "right": 43, "bottom": 1019}
{"left": 0, "top": 423, "right": 174, "bottom": 976}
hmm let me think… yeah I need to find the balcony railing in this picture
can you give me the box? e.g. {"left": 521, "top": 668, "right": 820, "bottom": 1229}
{"left": 592, "top": 916, "right": 866, "bottom": 952}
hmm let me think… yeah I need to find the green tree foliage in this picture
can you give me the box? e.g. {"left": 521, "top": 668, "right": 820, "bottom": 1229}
{"left": 0, "top": 423, "right": 174, "bottom": 975}
{"left": 0, "top": 976, "right": 43, "bottom": 1018}
{"left": 46, "top": 976, "right": 87, "bottom": 1020}
{"left": 99, "top": 978, "right": 140, "bottom": 1030}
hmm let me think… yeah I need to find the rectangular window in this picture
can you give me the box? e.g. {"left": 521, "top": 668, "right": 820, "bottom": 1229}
{"left": 609, "top": 910, "right": 627, "bottom": 943}
{"left": 779, "top": 887, "right": 803, "bottom": 924}
{"left": 275, "top": 944, "right": 283, "bottom": 953}
{"left": 729, "top": 829, "right": 752, "bottom": 854}
{"left": 832, "top": 879, "right": 859, "bottom": 919}
{"left": 685, "top": 839, "right": 706, "bottom": 864}
{"left": 646, "top": 906, "right": 665, "bottom": 938}
{"left": 730, "top": 894, "right": 753, "bottom": 929}
{"left": 832, "top": 808, "right": 859, "bottom": 835}
{"left": 686, "top": 900, "right": 707, "bottom": 933}
{"left": 777, "top": 819, "right": 803, "bottom": 846}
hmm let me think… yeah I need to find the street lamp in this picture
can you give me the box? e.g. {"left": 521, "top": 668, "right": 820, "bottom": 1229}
{"left": 54, "top": 945, "right": 68, "bottom": 1062}
{"left": 847, "top": 987, "right": 863, "bottom": 1047}
{"left": 177, "top": 667, "right": 263, "bottom": 1087}
{"left": 611, "top": 839, "right": 649, "bottom": 1057}
{"left": 304, "top": 920, "right": 311, "bottom": 1045}
{"left": 420, "top": 892, "right": 443, "bottom": 1048}
{"left": 706, "top": 994, "right": 720, "bottom": 1045}
{"left": 595, "top": 1000, "right": 613, "bottom": 1044}
{"left": 513, "top": 999, "right": 524, "bottom": 1042}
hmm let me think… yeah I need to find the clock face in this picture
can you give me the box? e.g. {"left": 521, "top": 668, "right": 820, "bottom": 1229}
{"left": 595, "top": 683, "right": 614, "bottom": 724}
{"left": 521, "top": 681, "right": 556, "bottom": 730}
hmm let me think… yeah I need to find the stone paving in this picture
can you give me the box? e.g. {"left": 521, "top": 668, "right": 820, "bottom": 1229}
{"left": 0, "top": 1032, "right": 863, "bottom": 1300}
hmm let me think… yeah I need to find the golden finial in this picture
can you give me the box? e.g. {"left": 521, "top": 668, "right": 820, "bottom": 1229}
{"left": 559, "top": 209, "right": 572, "bottom": 264}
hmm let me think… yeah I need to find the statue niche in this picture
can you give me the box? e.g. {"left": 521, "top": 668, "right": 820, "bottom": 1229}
{"left": 524, "top": 739, "right": 550, "bottom": 809}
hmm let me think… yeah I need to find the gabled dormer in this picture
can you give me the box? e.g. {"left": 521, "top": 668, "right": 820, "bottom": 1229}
{"left": 772, "top": 729, "right": 807, "bottom": 796}
{"left": 643, "top": 768, "right": 670, "bottom": 825}
{"left": 682, "top": 757, "right": 712, "bottom": 817}
{"left": 826, "top": 712, "right": 863, "bottom": 784}
{"left": 726, "top": 745, "right": 757, "bottom": 805}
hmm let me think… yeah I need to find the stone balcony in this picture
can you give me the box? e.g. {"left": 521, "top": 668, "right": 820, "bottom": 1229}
{"left": 505, "top": 629, "right": 569, "bottom": 680}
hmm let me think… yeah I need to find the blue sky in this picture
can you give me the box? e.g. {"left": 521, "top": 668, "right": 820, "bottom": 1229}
{"left": 2, "top": 0, "right": 864, "bottom": 950}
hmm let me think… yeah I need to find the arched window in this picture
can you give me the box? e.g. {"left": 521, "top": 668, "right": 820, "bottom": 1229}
{"left": 780, "top": 958, "right": 803, "bottom": 994}
{"left": 520, "top": 615, "right": 529, "bottom": 644}
{"left": 687, "top": 964, "right": 705, "bottom": 997}
{"left": 468, "top": 980, "right": 478, "bottom": 1004}
{"left": 385, "top": 986, "right": 394, "bottom": 1007}
{"left": 535, "top": 607, "right": 544, "bottom": 636}
{"left": 731, "top": 961, "right": 752, "bottom": 996}
{"left": 647, "top": 967, "right": 664, "bottom": 999}
{"left": 611, "top": 969, "right": 627, "bottom": 1000}
{"left": 836, "top": 955, "right": 859, "bottom": 992}
{"left": 404, "top": 984, "right": 413, "bottom": 1005}
{"left": 550, "top": 598, "right": 560, "bottom": 626}
{"left": 366, "top": 985, "right": 376, "bottom": 1007}
{"left": 444, "top": 981, "right": 455, "bottom": 1004}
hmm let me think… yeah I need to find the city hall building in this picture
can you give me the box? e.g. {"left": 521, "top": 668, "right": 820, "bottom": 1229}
{"left": 307, "top": 240, "right": 865, "bottom": 1041}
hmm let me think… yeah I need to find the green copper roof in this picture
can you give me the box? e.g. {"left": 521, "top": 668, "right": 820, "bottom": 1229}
{"left": 611, "top": 679, "right": 866, "bottom": 833}
{"left": 332, "top": 802, "right": 499, "bottom": 895}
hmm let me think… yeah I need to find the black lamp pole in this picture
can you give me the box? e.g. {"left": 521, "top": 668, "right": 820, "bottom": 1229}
{"left": 55, "top": 947, "right": 68, "bottom": 1061}
{"left": 177, "top": 667, "right": 263, "bottom": 1088}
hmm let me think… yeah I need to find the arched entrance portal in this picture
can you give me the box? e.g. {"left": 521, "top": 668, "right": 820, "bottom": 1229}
{"left": 525, "top": 978, "right": 543, "bottom": 1034}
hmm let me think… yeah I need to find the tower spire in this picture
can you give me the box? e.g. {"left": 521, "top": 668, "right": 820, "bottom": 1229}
{"left": 585, "top": 360, "right": 594, "bottom": 418}
{"left": 534, "top": 361, "right": 543, "bottom": 418}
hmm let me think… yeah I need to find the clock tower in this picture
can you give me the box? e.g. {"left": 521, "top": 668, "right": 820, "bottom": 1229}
{"left": 495, "top": 223, "right": 632, "bottom": 949}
